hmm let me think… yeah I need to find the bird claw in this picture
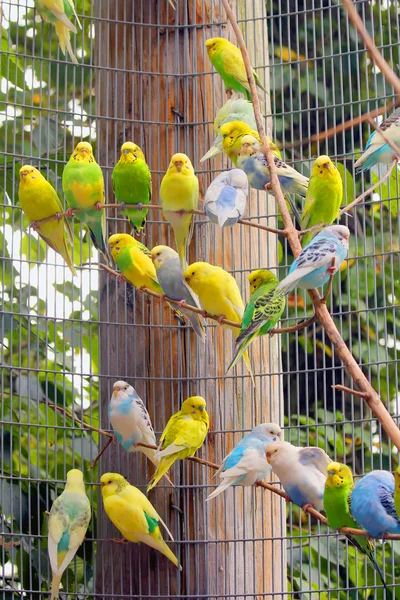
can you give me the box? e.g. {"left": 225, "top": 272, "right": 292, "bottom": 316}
{"left": 136, "top": 202, "right": 143, "bottom": 211}
{"left": 201, "top": 310, "right": 208, "bottom": 319}
{"left": 111, "top": 538, "right": 129, "bottom": 544}
{"left": 217, "top": 315, "right": 226, "bottom": 324}
{"left": 117, "top": 273, "right": 126, "bottom": 283}
{"left": 30, "top": 221, "right": 39, "bottom": 231}
{"left": 284, "top": 494, "right": 292, "bottom": 504}
{"left": 119, "top": 202, "right": 126, "bottom": 212}
{"left": 65, "top": 208, "right": 75, "bottom": 218}
{"left": 327, "top": 266, "right": 338, "bottom": 275}
{"left": 177, "top": 299, "right": 186, "bottom": 309}
{"left": 95, "top": 202, "right": 103, "bottom": 211}
{"left": 55, "top": 212, "right": 63, "bottom": 222}
{"left": 301, "top": 503, "right": 314, "bottom": 513}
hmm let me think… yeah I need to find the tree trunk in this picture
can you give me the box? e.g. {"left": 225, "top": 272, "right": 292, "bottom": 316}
{"left": 95, "top": 1, "right": 285, "bottom": 598}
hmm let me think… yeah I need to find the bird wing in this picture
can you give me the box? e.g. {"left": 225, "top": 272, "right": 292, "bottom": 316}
{"left": 300, "top": 177, "right": 317, "bottom": 231}
{"left": 223, "top": 447, "right": 268, "bottom": 477}
{"left": 298, "top": 447, "right": 331, "bottom": 476}
{"left": 105, "top": 493, "right": 150, "bottom": 536}
{"left": 157, "top": 417, "right": 206, "bottom": 458}
{"left": 378, "top": 485, "right": 400, "bottom": 523}
{"left": 131, "top": 393, "right": 156, "bottom": 445}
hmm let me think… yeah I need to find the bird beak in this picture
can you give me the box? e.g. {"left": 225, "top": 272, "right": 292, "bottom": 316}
{"left": 113, "top": 387, "right": 120, "bottom": 395}
{"left": 174, "top": 161, "right": 183, "bottom": 171}
{"left": 266, "top": 454, "right": 271, "bottom": 463}
{"left": 185, "top": 277, "right": 190, "bottom": 283}
{"left": 80, "top": 148, "right": 88, "bottom": 154}
{"left": 20, "top": 171, "right": 27, "bottom": 178}
{"left": 324, "top": 162, "right": 331, "bottom": 170}
{"left": 100, "top": 481, "right": 105, "bottom": 488}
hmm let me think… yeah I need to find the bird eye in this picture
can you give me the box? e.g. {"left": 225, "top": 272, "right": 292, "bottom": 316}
{"left": 192, "top": 272, "right": 195, "bottom": 276}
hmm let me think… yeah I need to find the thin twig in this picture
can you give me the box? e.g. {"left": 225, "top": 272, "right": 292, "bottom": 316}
{"left": 332, "top": 384, "right": 369, "bottom": 400}
{"left": 342, "top": 0, "right": 400, "bottom": 98}
{"left": 45, "top": 400, "right": 113, "bottom": 439}
{"left": 89, "top": 436, "right": 114, "bottom": 470}
{"left": 222, "top": 0, "right": 400, "bottom": 452}
{"left": 339, "top": 160, "right": 397, "bottom": 215}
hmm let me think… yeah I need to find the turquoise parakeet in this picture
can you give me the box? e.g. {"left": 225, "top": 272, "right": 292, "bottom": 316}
{"left": 47, "top": 469, "right": 91, "bottom": 600}
{"left": 160, "top": 153, "right": 199, "bottom": 268}
{"left": 355, "top": 107, "right": 400, "bottom": 172}
{"left": 62, "top": 141, "right": 110, "bottom": 262}
{"left": 112, "top": 141, "right": 152, "bottom": 235}
{"left": 147, "top": 396, "right": 209, "bottom": 491}
{"left": 34, "top": 0, "right": 81, "bottom": 64}
{"left": 100, "top": 473, "right": 181, "bottom": 568}
{"left": 324, "top": 462, "right": 386, "bottom": 588}
{"left": 301, "top": 155, "right": 343, "bottom": 246}
{"left": 200, "top": 98, "right": 257, "bottom": 162}
{"left": 227, "top": 269, "right": 285, "bottom": 373}
{"left": 205, "top": 37, "right": 267, "bottom": 101}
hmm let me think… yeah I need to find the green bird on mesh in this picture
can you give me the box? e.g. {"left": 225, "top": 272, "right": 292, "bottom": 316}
{"left": 227, "top": 269, "right": 285, "bottom": 373}
{"left": 62, "top": 141, "right": 110, "bottom": 263}
{"left": 324, "top": 462, "right": 387, "bottom": 589}
{"left": 34, "top": 0, "right": 81, "bottom": 64}
{"left": 112, "top": 142, "right": 152, "bottom": 235}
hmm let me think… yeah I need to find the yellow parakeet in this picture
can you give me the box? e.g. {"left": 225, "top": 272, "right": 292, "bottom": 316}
{"left": 147, "top": 396, "right": 209, "bottom": 491}
{"left": 18, "top": 165, "right": 76, "bottom": 276}
{"left": 160, "top": 153, "right": 199, "bottom": 268}
{"left": 183, "top": 262, "right": 254, "bottom": 382}
{"left": 47, "top": 469, "right": 91, "bottom": 600}
{"left": 34, "top": 0, "right": 81, "bottom": 64}
{"left": 100, "top": 473, "right": 181, "bottom": 568}
{"left": 108, "top": 233, "right": 162, "bottom": 294}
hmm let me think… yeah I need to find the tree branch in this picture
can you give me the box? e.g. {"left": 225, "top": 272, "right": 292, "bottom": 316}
{"left": 221, "top": 0, "right": 400, "bottom": 452}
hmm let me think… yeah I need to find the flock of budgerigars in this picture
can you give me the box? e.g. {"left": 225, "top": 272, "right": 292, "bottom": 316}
{"left": 17, "top": 2, "right": 400, "bottom": 598}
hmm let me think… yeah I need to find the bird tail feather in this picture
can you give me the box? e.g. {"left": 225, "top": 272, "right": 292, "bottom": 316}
{"left": 242, "top": 349, "right": 255, "bottom": 387}
{"left": 147, "top": 456, "right": 175, "bottom": 491}
{"left": 50, "top": 572, "right": 62, "bottom": 600}
{"left": 55, "top": 22, "right": 78, "bottom": 64}
{"left": 227, "top": 332, "right": 256, "bottom": 374}
{"left": 88, "top": 224, "right": 111, "bottom": 264}
{"left": 185, "top": 310, "right": 206, "bottom": 342}
{"left": 206, "top": 478, "right": 234, "bottom": 501}
{"left": 200, "top": 145, "right": 221, "bottom": 163}
{"left": 141, "top": 447, "right": 175, "bottom": 487}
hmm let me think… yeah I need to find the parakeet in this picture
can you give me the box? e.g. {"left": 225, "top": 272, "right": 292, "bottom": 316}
{"left": 275, "top": 225, "right": 350, "bottom": 295}
{"left": 351, "top": 470, "right": 400, "bottom": 537}
{"left": 18, "top": 165, "right": 76, "bottom": 276}
{"left": 160, "top": 153, "right": 199, "bottom": 268}
{"left": 151, "top": 245, "right": 205, "bottom": 341}
{"left": 200, "top": 98, "right": 260, "bottom": 163}
{"left": 301, "top": 156, "right": 343, "bottom": 246}
{"left": 227, "top": 270, "right": 285, "bottom": 373}
{"left": 207, "top": 422, "right": 282, "bottom": 501}
{"left": 112, "top": 142, "right": 152, "bottom": 235}
{"left": 48, "top": 469, "right": 91, "bottom": 600}
{"left": 183, "top": 261, "right": 254, "bottom": 380}
{"left": 266, "top": 441, "right": 331, "bottom": 511}
{"left": 34, "top": 0, "right": 81, "bottom": 64}
{"left": 204, "top": 169, "right": 248, "bottom": 227}
{"left": 205, "top": 37, "right": 267, "bottom": 101}
{"left": 100, "top": 473, "right": 181, "bottom": 568}
{"left": 108, "top": 233, "right": 162, "bottom": 294}
{"left": 62, "top": 142, "right": 110, "bottom": 262}
{"left": 147, "top": 396, "right": 209, "bottom": 491}
{"left": 324, "top": 462, "right": 386, "bottom": 588}
{"left": 354, "top": 107, "right": 400, "bottom": 172}
{"left": 220, "top": 121, "right": 309, "bottom": 198}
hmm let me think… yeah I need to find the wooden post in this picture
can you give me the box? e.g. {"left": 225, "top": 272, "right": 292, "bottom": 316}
{"left": 95, "top": 1, "right": 285, "bottom": 598}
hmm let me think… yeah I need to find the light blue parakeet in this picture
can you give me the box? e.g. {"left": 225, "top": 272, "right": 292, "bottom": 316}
{"left": 355, "top": 107, "right": 400, "bottom": 173}
{"left": 207, "top": 422, "right": 282, "bottom": 501}
{"left": 266, "top": 440, "right": 331, "bottom": 511}
{"left": 275, "top": 225, "right": 350, "bottom": 295}
{"left": 48, "top": 469, "right": 91, "bottom": 600}
{"left": 204, "top": 169, "right": 248, "bottom": 228}
{"left": 200, "top": 98, "right": 256, "bottom": 163}
{"left": 350, "top": 470, "right": 400, "bottom": 537}
{"left": 151, "top": 245, "right": 206, "bottom": 341}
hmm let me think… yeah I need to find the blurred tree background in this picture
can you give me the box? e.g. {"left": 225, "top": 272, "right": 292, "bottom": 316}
{"left": 0, "top": 0, "right": 399, "bottom": 598}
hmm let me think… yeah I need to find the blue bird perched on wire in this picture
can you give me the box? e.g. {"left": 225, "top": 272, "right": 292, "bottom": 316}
{"left": 355, "top": 107, "right": 400, "bottom": 172}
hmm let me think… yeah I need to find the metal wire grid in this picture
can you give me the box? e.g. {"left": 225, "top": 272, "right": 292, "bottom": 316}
{"left": 0, "top": 0, "right": 399, "bottom": 598}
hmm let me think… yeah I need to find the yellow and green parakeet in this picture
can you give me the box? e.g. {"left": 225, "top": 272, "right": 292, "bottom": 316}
{"left": 160, "top": 153, "right": 199, "bottom": 268}
{"left": 227, "top": 269, "right": 285, "bottom": 373}
{"left": 324, "top": 462, "right": 386, "bottom": 588}
{"left": 112, "top": 142, "right": 152, "bottom": 235}
{"left": 34, "top": 0, "right": 81, "bottom": 64}
{"left": 47, "top": 469, "right": 91, "bottom": 600}
{"left": 300, "top": 155, "right": 343, "bottom": 247}
{"left": 205, "top": 37, "right": 267, "bottom": 101}
{"left": 183, "top": 261, "right": 254, "bottom": 381}
{"left": 108, "top": 233, "right": 162, "bottom": 294}
{"left": 62, "top": 141, "right": 110, "bottom": 263}
{"left": 147, "top": 396, "right": 209, "bottom": 491}
{"left": 18, "top": 165, "right": 76, "bottom": 276}
{"left": 100, "top": 473, "right": 181, "bottom": 568}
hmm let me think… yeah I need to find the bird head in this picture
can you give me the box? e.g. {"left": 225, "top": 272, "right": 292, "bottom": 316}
{"left": 248, "top": 269, "right": 278, "bottom": 294}
{"left": 120, "top": 141, "right": 145, "bottom": 163}
{"left": 180, "top": 396, "right": 207, "bottom": 419}
{"left": 151, "top": 245, "right": 178, "bottom": 269}
{"left": 167, "top": 153, "right": 194, "bottom": 175}
{"left": 323, "top": 225, "right": 350, "bottom": 247}
{"left": 205, "top": 37, "right": 224, "bottom": 59}
{"left": 112, "top": 380, "right": 135, "bottom": 401}
{"left": 312, "top": 155, "right": 337, "bottom": 179}
{"left": 183, "top": 261, "right": 214, "bottom": 289}
{"left": 108, "top": 233, "right": 135, "bottom": 258}
{"left": 220, "top": 121, "right": 252, "bottom": 155}
{"left": 71, "top": 142, "right": 94, "bottom": 163}
{"left": 253, "top": 422, "right": 282, "bottom": 442}
{"left": 100, "top": 473, "right": 129, "bottom": 497}
{"left": 65, "top": 469, "right": 85, "bottom": 492}
{"left": 265, "top": 441, "right": 293, "bottom": 466}
{"left": 19, "top": 165, "right": 42, "bottom": 185}
{"left": 325, "top": 461, "right": 353, "bottom": 489}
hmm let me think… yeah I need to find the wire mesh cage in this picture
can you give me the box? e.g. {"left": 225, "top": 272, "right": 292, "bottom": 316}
{"left": 1, "top": 0, "right": 400, "bottom": 599}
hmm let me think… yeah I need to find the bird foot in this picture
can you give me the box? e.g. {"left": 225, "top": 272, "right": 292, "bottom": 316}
{"left": 284, "top": 494, "right": 292, "bottom": 504}
{"left": 95, "top": 202, "right": 103, "bottom": 211}
{"left": 177, "top": 299, "right": 186, "bottom": 309}
{"left": 217, "top": 315, "right": 226, "bottom": 324}
{"left": 225, "top": 88, "right": 233, "bottom": 99}
{"left": 65, "top": 208, "right": 75, "bottom": 218}
{"left": 55, "top": 212, "right": 63, "bottom": 222}
{"left": 265, "top": 182, "right": 273, "bottom": 191}
{"left": 136, "top": 202, "right": 143, "bottom": 211}
{"left": 327, "top": 266, "right": 338, "bottom": 275}
{"left": 119, "top": 202, "right": 126, "bottom": 212}
{"left": 111, "top": 538, "right": 129, "bottom": 544}
{"left": 301, "top": 503, "right": 314, "bottom": 513}
{"left": 117, "top": 273, "right": 126, "bottom": 283}
{"left": 201, "top": 310, "right": 209, "bottom": 319}
{"left": 30, "top": 220, "right": 40, "bottom": 231}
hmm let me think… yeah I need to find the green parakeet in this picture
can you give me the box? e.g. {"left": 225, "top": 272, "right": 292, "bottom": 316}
{"left": 34, "top": 0, "right": 81, "bottom": 64}
{"left": 324, "top": 461, "right": 386, "bottom": 589}
{"left": 112, "top": 141, "right": 152, "bottom": 235}
{"left": 62, "top": 141, "right": 110, "bottom": 263}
